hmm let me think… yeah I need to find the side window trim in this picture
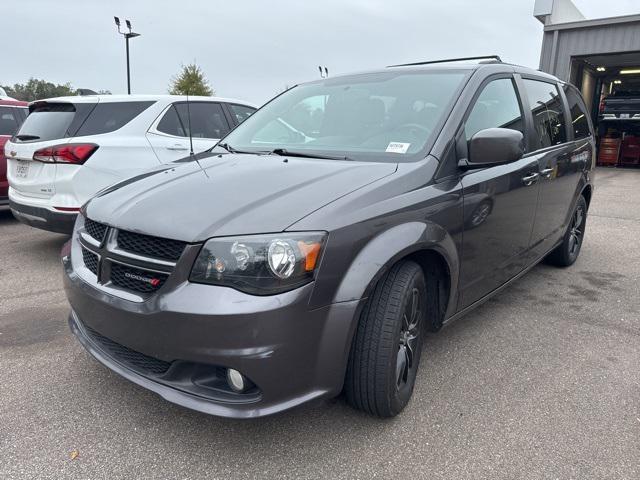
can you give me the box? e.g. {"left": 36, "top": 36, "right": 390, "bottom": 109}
{"left": 149, "top": 103, "right": 183, "bottom": 138}
{"left": 513, "top": 74, "right": 536, "bottom": 154}
{"left": 457, "top": 73, "right": 527, "bottom": 161}
{"left": 147, "top": 103, "right": 183, "bottom": 138}
{"left": 557, "top": 81, "right": 575, "bottom": 143}
{"left": 519, "top": 74, "right": 573, "bottom": 150}
{"left": 220, "top": 103, "right": 237, "bottom": 128}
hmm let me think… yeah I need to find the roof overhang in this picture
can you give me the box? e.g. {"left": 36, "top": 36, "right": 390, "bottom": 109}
{"left": 543, "top": 13, "right": 640, "bottom": 32}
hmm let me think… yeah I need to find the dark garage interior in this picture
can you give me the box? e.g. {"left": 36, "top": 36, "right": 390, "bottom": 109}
{"left": 536, "top": 3, "right": 640, "bottom": 169}
{"left": 571, "top": 52, "right": 640, "bottom": 168}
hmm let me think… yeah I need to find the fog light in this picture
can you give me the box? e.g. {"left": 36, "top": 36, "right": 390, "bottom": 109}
{"left": 226, "top": 368, "right": 246, "bottom": 393}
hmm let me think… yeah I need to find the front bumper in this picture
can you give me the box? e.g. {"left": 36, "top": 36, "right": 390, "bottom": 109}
{"left": 63, "top": 254, "right": 360, "bottom": 418}
{"left": 10, "top": 200, "right": 76, "bottom": 234}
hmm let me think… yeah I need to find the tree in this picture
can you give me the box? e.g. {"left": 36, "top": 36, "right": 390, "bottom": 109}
{"left": 3, "top": 78, "right": 75, "bottom": 101}
{"left": 168, "top": 63, "right": 214, "bottom": 96}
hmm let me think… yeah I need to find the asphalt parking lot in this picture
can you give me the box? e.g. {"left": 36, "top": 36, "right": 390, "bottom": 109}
{"left": 1, "top": 167, "right": 639, "bottom": 479}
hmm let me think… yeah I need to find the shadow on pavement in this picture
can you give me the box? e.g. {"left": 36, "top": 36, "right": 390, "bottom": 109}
{"left": 0, "top": 208, "right": 17, "bottom": 224}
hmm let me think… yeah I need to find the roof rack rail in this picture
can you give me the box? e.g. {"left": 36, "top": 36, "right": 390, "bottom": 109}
{"left": 388, "top": 55, "right": 502, "bottom": 68}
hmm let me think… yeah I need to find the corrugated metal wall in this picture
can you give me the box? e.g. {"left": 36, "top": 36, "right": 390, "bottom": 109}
{"left": 540, "top": 20, "right": 640, "bottom": 81}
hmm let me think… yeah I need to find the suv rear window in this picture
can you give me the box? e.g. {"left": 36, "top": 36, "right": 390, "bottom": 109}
{"left": 15, "top": 103, "right": 83, "bottom": 142}
{"left": 14, "top": 101, "right": 154, "bottom": 142}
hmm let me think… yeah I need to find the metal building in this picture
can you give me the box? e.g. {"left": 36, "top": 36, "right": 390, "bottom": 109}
{"left": 536, "top": 0, "right": 640, "bottom": 165}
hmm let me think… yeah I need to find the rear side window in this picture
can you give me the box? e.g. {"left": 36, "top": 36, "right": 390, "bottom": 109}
{"left": 523, "top": 79, "right": 567, "bottom": 148}
{"left": 564, "top": 86, "right": 591, "bottom": 140}
{"left": 157, "top": 105, "right": 186, "bottom": 136}
{"left": 465, "top": 78, "right": 524, "bottom": 141}
{"left": 228, "top": 104, "right": 256, "bottom": 125}
{"left": 75, "top": 101, "right": 154, "bottom": 136}
{"left": 0, "top": 107, "right": 21, "bottom": 135}
{"left": 157, "top": 102, "right": 230, "bottom": 139}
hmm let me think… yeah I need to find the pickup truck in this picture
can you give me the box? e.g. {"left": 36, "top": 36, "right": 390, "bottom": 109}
{"left": 601, "top": 90, "right": 640, "bottom": 120}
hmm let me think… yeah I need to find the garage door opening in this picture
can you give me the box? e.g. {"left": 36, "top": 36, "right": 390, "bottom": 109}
{"left": 570, "top": 51, "right": 640, "bottom": 168}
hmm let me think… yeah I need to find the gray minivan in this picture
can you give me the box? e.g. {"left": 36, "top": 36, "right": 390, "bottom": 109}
{"left": 62, "top": 57, "right": 595, "bottom": 418}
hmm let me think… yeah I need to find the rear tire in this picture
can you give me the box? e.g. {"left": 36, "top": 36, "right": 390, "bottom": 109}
{"left": 545, "top": 195, "right": 588, "bottom": 267}
{"left": 345, "top": 260, "right": 426, "bottom": 417}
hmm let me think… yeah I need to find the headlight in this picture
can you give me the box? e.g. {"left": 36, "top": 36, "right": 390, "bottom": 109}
{"left": 190, "top": 232, "right": 327, "bottom": 295}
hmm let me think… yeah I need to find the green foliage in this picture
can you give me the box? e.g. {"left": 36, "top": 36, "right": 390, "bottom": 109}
{"left": 168, "top": 63, "right": 214, "bottom": 96}
{"left": 3, "top": 78, "right": 76, "bottom": 101}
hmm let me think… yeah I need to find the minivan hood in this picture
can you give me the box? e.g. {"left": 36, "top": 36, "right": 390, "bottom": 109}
{"left": 85, "top": 153, "right": 397, "bottom": 241}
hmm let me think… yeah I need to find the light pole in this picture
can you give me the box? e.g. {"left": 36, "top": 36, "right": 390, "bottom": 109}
{"left": 114, "top": 17, "right": 141, "bottom": 94}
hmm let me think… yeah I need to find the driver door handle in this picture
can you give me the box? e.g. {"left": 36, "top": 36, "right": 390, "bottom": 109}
{"left": 540, "top": 168, "right": 554, "bottom": 178}
{"left": 522, "top": 172, "right": 539, "bottom": 186}
{"left": 166, "top": 144, "right": 188, "bottom": 151}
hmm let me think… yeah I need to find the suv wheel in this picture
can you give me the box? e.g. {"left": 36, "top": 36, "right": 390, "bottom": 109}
{"left": 345, "top": 260, "right": 426, "bottom": 417}
{"left": 546, "top": 195, "right": 588, "bottom": 267}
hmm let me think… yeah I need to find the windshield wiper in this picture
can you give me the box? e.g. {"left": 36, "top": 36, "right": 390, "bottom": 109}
{"left": 214, "top": 142, "right": 258, "bottom": 155}
{"left": 269, "top": 148, "right": 352, "bottom": 161}
{"left": 14, "top": 134, "right": 40, "bottom": 141}
{"left": 215, "top": 142, "right": 236, "bottom": 153}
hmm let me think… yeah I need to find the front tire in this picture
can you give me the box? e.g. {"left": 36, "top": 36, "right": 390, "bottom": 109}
{"left": 545, "top": 195, "right": 588, "bottom": 267}
{"left": 345, "top": 260, "right": 426, "bottom": 417}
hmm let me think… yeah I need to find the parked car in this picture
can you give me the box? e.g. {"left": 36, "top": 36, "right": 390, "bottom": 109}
{"left": 0, "top": 99, "right": 28, "bottom": 207}
{"left": 0, "top": 87, "right": 16, "bottom": 100}
{"left": 63, "top": 59, "right": 595, "bottom": 418}
{"left": 5, "top": 95, "right": 256, "bottom": 233}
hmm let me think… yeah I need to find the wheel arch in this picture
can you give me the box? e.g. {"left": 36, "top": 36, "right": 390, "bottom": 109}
{"left": 332, "top": 221, "right": 459, "bottom": 325}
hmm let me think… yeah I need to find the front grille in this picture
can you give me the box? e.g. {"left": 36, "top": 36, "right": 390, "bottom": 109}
{"left": 117, "top": 230, "right": 186, "bottom": 261}
{"left": 82, "top": 248, "right": 99, "bottom": 276}
{"left": 85, "top": 218, "right": 107, "bottom": 243}
{"left": 83, "top": 322, "right": 171, "bottom": 375}
{"left": 110, "top": 262, "right": 168, "bottom": 294}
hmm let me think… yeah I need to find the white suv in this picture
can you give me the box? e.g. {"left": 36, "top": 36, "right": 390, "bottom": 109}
{"left": 5, "top": 95, "right": 256, "bottom": 233}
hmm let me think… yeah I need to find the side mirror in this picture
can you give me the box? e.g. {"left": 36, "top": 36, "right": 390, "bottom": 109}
{"left": 462, "top": 128, "right": 524, "bottom": 169}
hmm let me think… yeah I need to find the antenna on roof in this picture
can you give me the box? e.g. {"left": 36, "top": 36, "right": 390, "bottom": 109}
{"left": 319, "top": 66, "right": 329, "bottom": 78}
{"left": 185, "top": 93, "right": 195, "bottom": 158}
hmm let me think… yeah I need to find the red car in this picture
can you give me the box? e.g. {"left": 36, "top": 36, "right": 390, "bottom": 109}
{"left": 0, "top": 99, "right": 28, "bottom": 206}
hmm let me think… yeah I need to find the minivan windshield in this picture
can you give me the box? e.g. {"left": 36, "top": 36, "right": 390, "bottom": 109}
{"left": 218, "top": 70, "right": 469, "bottom": 162}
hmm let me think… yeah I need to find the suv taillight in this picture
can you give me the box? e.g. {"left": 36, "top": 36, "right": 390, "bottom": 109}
{"left": 33, "top": 143, "right": 98, "bottom": 164}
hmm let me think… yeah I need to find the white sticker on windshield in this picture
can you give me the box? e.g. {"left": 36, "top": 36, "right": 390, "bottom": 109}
{"left": 386, "top": 142, "right": 411, "bottom": 154}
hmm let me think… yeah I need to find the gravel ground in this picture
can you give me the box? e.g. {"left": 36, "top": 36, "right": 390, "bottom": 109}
{"left": 0, "top": 167, "right": 638, "bottom": 479}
